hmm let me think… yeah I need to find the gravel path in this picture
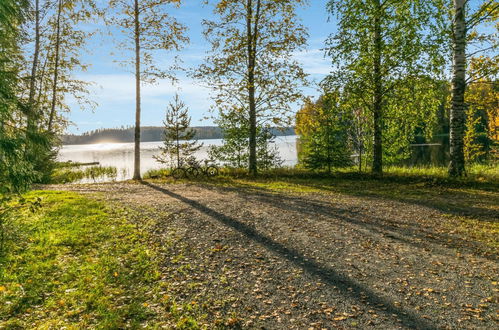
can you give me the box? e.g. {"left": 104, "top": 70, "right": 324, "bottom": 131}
{"left": 43, "top": 181, "right": 498, "bottom": 329}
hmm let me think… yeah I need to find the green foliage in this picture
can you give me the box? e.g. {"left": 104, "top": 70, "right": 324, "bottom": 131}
{"left": 297, "top": 93, "right": 353, "bottom": 172}
{"left": 143, "top": 168, "right": 171, "bottom": 180}
{"left": 0, "top": 0, "right": 37, "bottom": 194}
{"left": 25, "top": 131, "right": 59, "bottom": 184}
{"left": 197, "top": 0, "right": 308, "bottom": 173}
{"left": 464, "top": 58, "right": 499, "bottom": 163}
{"left": 209, "top": 110, "right": 283, "bottom": 170}
{"left": 324, "top": 0, "right": 447, "bottom": 171}
{"left": 198, "top": 0, "right": 308, "bottom": 125}
{"left": 106, "top": 0, "right": 188, "bottom": 84}
{"left": 153, "top": 95, "right": 202, "bottom": 168}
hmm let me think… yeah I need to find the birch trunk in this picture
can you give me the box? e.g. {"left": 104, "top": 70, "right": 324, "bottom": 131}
{"left": 372, "top": 0, "right": 383, "bottom": 175}
{"left": 48, "top": 0, "right": 63, "bottom": 133}
{"left": 246, "top": 0, "right": 260, "bottom": 176}
{"left": 27, "top": 0, "right": 41, "bottom": 132}
{"left": 133, "top": 0, "right": 142, "bottom": 180}
{"left": 448, "top": 0, "right": 467, "bottom": 177}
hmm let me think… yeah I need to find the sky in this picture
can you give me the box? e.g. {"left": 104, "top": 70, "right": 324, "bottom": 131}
{"left": 65, "top": 1, "right": 335, "bottom": 134}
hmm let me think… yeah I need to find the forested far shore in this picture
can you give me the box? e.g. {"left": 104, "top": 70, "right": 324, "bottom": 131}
{"left": 61, "top": 126, "right": 296, "bottom": 145}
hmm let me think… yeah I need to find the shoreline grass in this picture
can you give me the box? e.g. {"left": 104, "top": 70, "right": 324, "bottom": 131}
{"left": 50, "top": 165, "right": 118, "bottom": 184}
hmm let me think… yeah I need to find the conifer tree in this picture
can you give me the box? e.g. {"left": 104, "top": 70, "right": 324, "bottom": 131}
{"left": 297, "top": 93, "right": 352, "bottom": 173}
{"left": 1, "top": 0, "right": 36, "bottom": 193}
{"left": 154, "top": 95, "right": 201, "bottom": 168}
{"left": 208, "top": 109, "right": 282, "bottom": 169}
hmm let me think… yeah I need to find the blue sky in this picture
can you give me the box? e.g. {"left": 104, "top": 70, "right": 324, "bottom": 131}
{"left": 66, "top": 1, "right": 334, "bottom": 134}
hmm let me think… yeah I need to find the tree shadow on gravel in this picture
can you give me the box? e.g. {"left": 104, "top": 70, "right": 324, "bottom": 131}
{"left": 290, "top": 179, "right": 498, "bottom": 224}
{"left": 141, "top": 181, "right": 437, "bottom": 330}
{"left": 200, "top": 176, "right": 498, "bottom": 223}
{"left": 205, "top": 181, "right": 498, "bottom": 261}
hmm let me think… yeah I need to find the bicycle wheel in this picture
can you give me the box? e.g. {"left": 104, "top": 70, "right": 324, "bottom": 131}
{"left": 172, "top": 168, "right": 185, "bottom": 180}
{"left": 187, "top": 167, "right": 200, "bottom": 178}
{"left": 206, "top": 166, "right": 219, "bottom": 177}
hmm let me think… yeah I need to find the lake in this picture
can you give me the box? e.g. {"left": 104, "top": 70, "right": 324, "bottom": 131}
{"left": 58, "top": 135, "right": 299, "bottom": 181}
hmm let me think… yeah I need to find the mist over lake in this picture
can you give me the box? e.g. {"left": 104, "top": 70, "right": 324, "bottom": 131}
{"left": 57, "top": 135, "right": 299, "bottom": 181}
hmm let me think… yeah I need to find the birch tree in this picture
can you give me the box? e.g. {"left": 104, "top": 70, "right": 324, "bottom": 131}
{"left": 197, "top": 0, "right": 308, "bottom": 176}
{"left": 42, "top": 0, "right": 97, "bottom": 133}
{"left": 448, "top": 0, "right": 498, "bottom": 176}
{"left": 22, "top": 0, "right": 97, "bottom": 131}
{"left": 325, "top": 0, "right": 446, "bottom": 174}
{"left": 107, "top": 0, "right": 188, "bottom": 180}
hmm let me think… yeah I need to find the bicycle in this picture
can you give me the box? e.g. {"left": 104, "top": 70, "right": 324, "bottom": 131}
{"left": 171, "top": 160, "right": 219, "bottom": 179}
{"left": 186, "top": 159, "right": 219, "bottom": 178}
{"left": 170, "top": 160, "right": 192, "bottom": 179}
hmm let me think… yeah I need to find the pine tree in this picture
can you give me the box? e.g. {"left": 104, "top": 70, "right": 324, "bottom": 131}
{"left": 154, "top": 95, "right": 201, "bottom": 169}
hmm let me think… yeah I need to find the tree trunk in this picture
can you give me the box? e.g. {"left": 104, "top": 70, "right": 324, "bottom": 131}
{"left": 246, "top": 0, "right": 261, "bottom": 176}
{"left": 48, "top": 0, "right": 63, "bottom": 133}
{"left": 37, "top": 55, "right": 49, "bottom": 112}
{"left": 327, "top": 118, "right": 332, "bottom": 174}
{"left": 176, "top": 126, "right": 180, "bottom": 168}
{"left": 358, "top": 145, "right": 362, "bottom": 173}
{"left": 372, "top": 0, "right": 383, "bottom": 175}
{"left": 27, "top": 0, "right": 41, "bottom": 132}
{"left": 448, "top": 0, "right": 467, "bottom": 177}
{"left": 133, "top": 0, "right": 142, "bottom": 180}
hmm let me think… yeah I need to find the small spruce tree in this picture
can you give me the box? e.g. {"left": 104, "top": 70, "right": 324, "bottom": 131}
{"left": 299, "top": 93, "right": 352, "bottom": 173}
{"left": 154, "top": 95, "right": 202, "bottom": 168}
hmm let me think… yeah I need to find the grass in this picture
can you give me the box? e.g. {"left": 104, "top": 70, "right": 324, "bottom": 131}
{"left": 146, "top": 163, "right": 498, "bottom": 184}
{"left": 143, "top": 168, "right": 171, "bottom": 179}
{"left": 51, "top": 165, "right": 118, "bottom": 184}
{"left": 383, "top": 163, "right": 499, "bottom": 182}
{"left": 0, "top": 191, "right": 202, "bottom": 328}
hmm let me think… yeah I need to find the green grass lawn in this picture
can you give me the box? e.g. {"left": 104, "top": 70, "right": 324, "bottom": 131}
{"left": 0, "top": 191, "right": 201, "bottom": 328}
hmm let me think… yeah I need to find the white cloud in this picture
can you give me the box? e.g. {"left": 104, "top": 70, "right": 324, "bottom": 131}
{"left": 293, "top": 49, "right": 331, "bottom": 76}
{"left": 77, "top": 73, "right": 211, "bottom": 103}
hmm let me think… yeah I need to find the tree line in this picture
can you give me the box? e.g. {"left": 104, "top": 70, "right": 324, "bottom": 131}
{"left": 1, "top": 0, "right": 498, "bottom": 194}
{"left": 61, "top": 126, "right": 295, "bottom": 145}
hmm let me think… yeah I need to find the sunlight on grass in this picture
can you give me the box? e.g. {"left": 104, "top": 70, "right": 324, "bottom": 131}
{"left": 0, "top": 191, "right": 202, "bottom": 328}
{"left": 51, "top": 166, "right": 118, "bottom": 184}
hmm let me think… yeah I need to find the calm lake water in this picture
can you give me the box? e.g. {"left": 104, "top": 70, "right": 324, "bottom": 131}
{"left": 58, "top": 135, "right": 299, "bottom": 181}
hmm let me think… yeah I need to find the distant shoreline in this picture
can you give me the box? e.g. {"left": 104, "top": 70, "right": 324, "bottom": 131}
{"left": 61, "top": 126, "right": 296, "bottom": 145}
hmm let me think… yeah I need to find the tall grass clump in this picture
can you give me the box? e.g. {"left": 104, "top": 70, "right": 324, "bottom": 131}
{"left": 51, "top": 164, "right": 118, "bottom": 184}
